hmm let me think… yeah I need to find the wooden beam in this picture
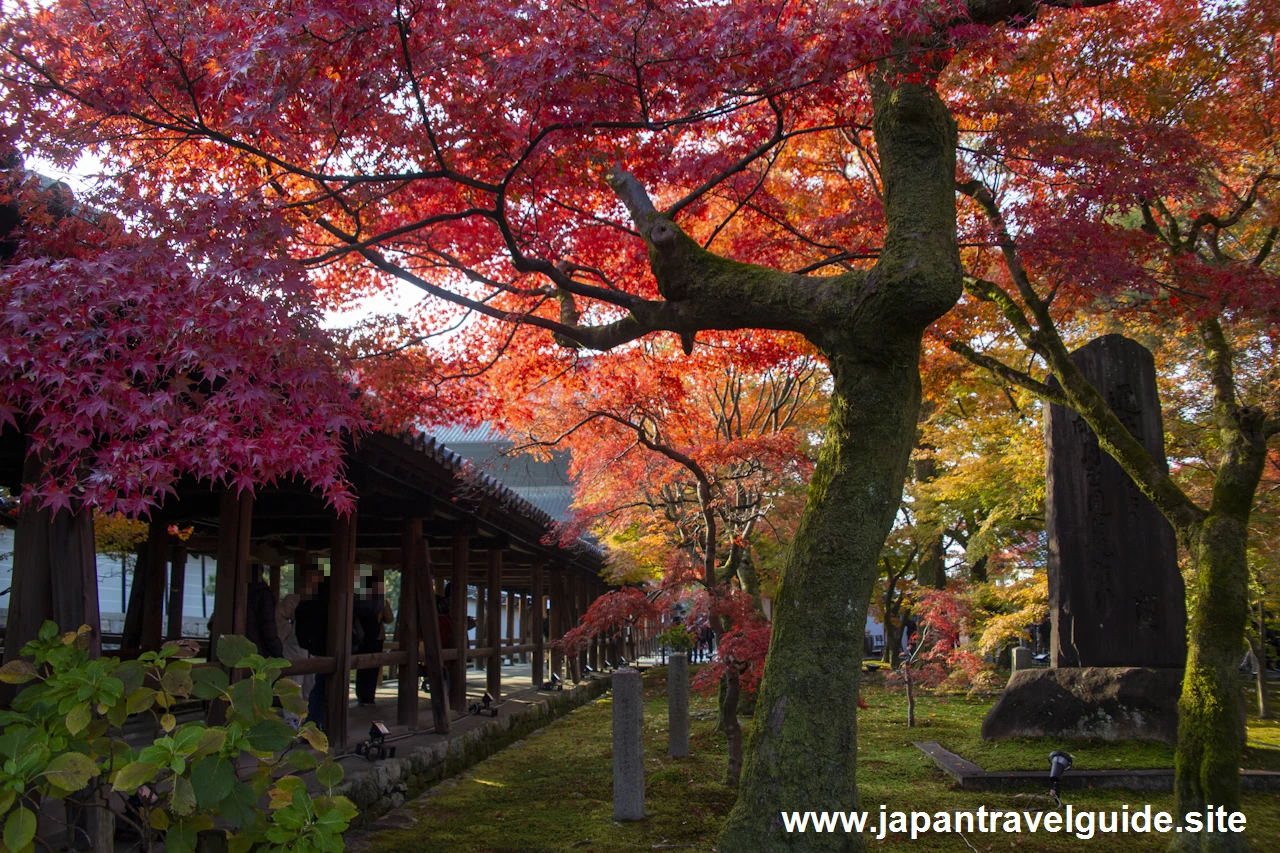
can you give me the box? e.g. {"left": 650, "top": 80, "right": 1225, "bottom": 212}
{"left": 325, "top": 510, "right": 356, "bottom": 749}
{"left": 449, "top": 533, "right": 469, "bottom": 711}
{"left": 487, "top": 549, "right": 502, "bottom": 697}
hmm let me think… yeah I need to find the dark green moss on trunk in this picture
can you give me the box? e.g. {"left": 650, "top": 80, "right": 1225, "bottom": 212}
{"left": 717, "top": 352, "right": 927, "bottom": 852}
{"left": 717, "top": 73, "right": 961, "bottom": 852}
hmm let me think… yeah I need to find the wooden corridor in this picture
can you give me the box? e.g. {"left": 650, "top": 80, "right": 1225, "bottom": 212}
{"left": 0, "top": 427, "right": 623, "bottom": 748}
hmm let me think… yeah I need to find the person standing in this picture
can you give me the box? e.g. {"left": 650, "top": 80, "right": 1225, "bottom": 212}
{"left": 294, "top": 570, "right": 330, "bottom": 730}
{"left": 353, "top": 575, "right": 394, "bottom": 706}
{"left": 245, "top": 565, "right": 283, "bottom": 659}
{"left": 277, "top": 568, "right": 317, "bottom": 728}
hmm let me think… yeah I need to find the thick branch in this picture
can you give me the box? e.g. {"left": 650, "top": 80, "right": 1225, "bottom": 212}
{"left": 603, "top": 167, "right": 860, "bottom": 345}
{"left": 948, "top": 341, "right": 1069, "bottom": 406}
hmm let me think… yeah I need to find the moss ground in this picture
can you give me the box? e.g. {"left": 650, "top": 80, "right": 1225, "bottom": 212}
{"left": 355, "top": 669, "right": 1280, "bottom": 852}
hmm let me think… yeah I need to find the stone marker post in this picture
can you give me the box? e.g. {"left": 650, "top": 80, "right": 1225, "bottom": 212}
{"left": 613, "top": 667, "right": 645, "bottom": 821}
{"left": 1011, "top": 647, "right": 1032, "bottom": 673}
{"left": 668, "top": 653, "right": 689, "bottom": 758}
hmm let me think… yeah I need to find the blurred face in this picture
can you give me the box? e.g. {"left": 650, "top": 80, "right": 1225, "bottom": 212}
{"left": 304, "top": 569, "right": 321, "bottom": 594}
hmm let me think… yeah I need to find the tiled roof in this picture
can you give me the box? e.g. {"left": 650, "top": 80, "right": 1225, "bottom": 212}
{"left": 392, "top": 429, "right": 601, "bottom": 561}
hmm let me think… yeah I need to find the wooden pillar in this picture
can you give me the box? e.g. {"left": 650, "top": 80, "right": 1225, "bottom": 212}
{"left": 2, "top": 471, "right": 99, "bottom": 706}
{"left": 397, "top": 518, "right": 421, "bottom": 727}
{"left": 588, "top": 586, "right": 601, "bottom": 672}
{"left": 166, "top": 542, "right": 188, "bottom": 641}
{"left": 474, "top": 585, "right": 486, "bottom": 671}
{"left": 548, "top": 568, "right": 563, "bottom": 681}
{"left": 487, "top": 549, "right": 502, "bottom": 697}
{"left": 518, "top": 594, "right": 529, "bottom": 663}
{"left": 566, "top": 572, "right": 582, "bottom": 682}
{"left": 449, "top": 533, "right": 469, "bottom": 711}
{"left": 294, "top": 549, "right": 312, "bottom": 595}
{"left": 532, "top": 563, "right": 545, "bottom": 686}
{"left": 209, "top": 490, "right": 253, "bottom": 656}
{"left": 268, "top": 563, "right": 281, "bottom": 601}
{"left": 577, "top": 573, "right": 591, "bottom": 675}
{"left": 505, "top": 588, "right": 517, "bottom": 664}
{"left": 325, "top": 510, "right": 356, "bottom": 749}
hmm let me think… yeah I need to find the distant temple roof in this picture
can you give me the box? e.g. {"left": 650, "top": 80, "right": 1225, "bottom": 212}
{"left": 427, "top": 422, "right": 576, "bottom": 523}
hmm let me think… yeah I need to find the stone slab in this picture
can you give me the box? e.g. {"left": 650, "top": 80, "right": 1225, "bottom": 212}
{"left": 913, "top": 742, "right": 1280, "bottom": 792}
{"left": 1045, "top": 335, "right": 1186, "bottom": 668}
{"left": 668, "top": 653, "right": 689, "bottom": 758}
{"left": 983, "top": 667, "right": 1183, "bottom": 743}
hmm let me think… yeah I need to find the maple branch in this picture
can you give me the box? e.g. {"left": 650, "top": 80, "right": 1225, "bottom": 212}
{"left": 1255, "top": 227, "right": 1278, "bottom": 266}
{"left": 947, "top": 341, "right": 1069, "bottom": 406}
{"left": 957, "top": 179, "right": 1051, "bottom": 325}
{"left": 965, "top": 0, "right": 1118, "bottom": 27}
{"left": 790, "top": 250, "right": 880, "bottom": 275}
{"left": 604, "top": 167, "right": 859, "bottom": 346}
{"left": 316, "top": 218, "right": 667, "bottom": 351}
{"left": 1200, "top": 315, "right": 1241, "bottom": 424}
{"left": 956, "top": 187, "right": 1207, "bottom": 531}
{"left": 666, "top": 98, "right": 786, "bottom": 219}
{"left": 963, "top": 277, "right": 1041, "bottom": 351}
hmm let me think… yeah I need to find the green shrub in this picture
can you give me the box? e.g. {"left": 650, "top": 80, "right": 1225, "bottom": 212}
{"left": 657, "top": 625, "right": 696, "bottom": 654}
{"left": 0, "top": 621, "right": 355, "bottom": 852}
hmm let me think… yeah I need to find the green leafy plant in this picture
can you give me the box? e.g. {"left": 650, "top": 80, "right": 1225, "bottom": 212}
{"left": 657, "top": 625, "right": 696, "bottom": 654}
{"left": 0, "top": 622, "right": 356, "bottom": 852}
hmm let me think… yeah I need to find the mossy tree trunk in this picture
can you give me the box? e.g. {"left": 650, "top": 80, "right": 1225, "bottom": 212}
{"left": 603, "top": 51, "right": 960, "bottom": 850}
{"left": 951, "top": 205, "right": 1277, "bottom": 852}
{"left": 716, "top": 71, "right": 961, "bottom": 851}
{"left": 1169, "top": 402, "right": 1267, "bottom": 853}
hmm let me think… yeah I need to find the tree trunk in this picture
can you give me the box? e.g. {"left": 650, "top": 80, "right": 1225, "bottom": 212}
{"left": 717, "top": 356, "right": 924, "bottom": 851}
{"left": 1245, "top": 634, "right": 1271, "bottom": 720}
{"left": 717, "top": 70, "right": 960, "bottom": 852}
{"left": 723, "top": 666, "right": 744, "bottom": 787}
{"left": 904, "top": 665, "right": 916, "bottom": 727}
{"left": 1172, "top": 467, "right": 1262, "bottom": 852}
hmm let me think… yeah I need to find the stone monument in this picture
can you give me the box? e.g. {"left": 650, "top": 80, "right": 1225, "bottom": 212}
{"left": 983, "top": 335, "right": 1186, "bottom": 743}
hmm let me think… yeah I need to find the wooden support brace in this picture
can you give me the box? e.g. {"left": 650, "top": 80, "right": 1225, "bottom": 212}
{"left": 325, "top": 510, "right": 356, "bottom": 749}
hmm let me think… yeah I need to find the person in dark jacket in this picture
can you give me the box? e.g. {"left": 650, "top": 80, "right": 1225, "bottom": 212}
{"left": 293, "top": 570, "right": 329, "bottom": 729}
{"left": 353, "top": 575, "right": 393, "bottom": 706}
{"left": 245, "top": 565, "right": 283, "bottom": 659}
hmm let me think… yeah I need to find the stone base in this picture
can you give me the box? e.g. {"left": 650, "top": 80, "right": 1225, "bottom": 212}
{"left": 981, "top": 667, "right": 1183, "bottom": 744}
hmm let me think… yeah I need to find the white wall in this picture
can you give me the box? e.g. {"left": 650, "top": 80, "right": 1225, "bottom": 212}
{"left": 0, "top": 527, "right": 218, "bottom": 635}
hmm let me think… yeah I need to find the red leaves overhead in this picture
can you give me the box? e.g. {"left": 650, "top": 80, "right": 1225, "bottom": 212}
{"left": 0, "top": 183, "right": 363, "bottom": 514}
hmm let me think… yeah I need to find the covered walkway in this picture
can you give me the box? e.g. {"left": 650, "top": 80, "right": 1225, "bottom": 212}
{"left": 0, "top": 426, "right": 660, "bottom": 749}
